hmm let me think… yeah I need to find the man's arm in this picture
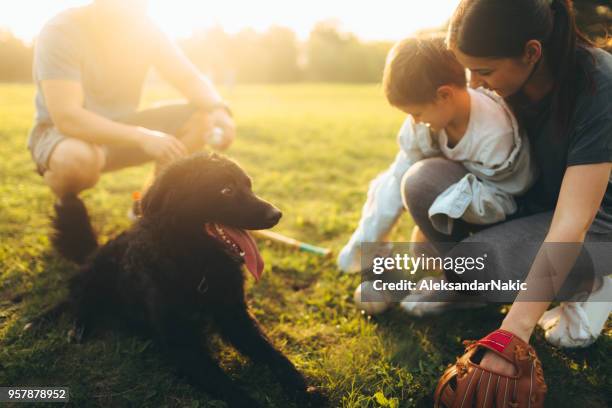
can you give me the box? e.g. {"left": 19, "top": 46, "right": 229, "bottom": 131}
{"left": 152, "top": 34, "right": 236, "bottom": 150}
{"left": 42, "top": 79, "right": 187, "bottom": 162}
{"left": 152, "top": 39, "right": 223, "bottom": 110}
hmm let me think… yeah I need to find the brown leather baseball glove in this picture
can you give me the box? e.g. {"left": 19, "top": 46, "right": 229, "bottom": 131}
{"left": 434, "top": 329, "right": 547, "bottom": 408}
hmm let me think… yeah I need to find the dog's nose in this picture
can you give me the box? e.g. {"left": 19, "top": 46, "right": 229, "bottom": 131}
{"left": 265, "top": 207, "right": 282, "bottom": 225}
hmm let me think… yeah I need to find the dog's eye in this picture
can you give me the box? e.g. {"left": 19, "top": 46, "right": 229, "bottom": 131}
{"left": 221, "top": 187, "right": 234, "bottom": 196}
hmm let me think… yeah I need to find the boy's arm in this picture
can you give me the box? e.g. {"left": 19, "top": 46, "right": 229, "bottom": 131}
{"left": 427, "top": 131, "right": 530, "bottom": 233}
{"left": 338, "top": 118, "right": 431, "bottom": 272}
{"left": 362, "top": 119, "right": 433, "bottom": 230}
{"left": 428, "top": 87, "right": 536, "bottom": 233}
{"left": 428, "top": 173, "right": 517, "bottom": 234}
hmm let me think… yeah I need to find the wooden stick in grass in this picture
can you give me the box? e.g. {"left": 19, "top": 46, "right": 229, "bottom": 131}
{"left": 251, "top": 230, "right": 332, "bottom": 257}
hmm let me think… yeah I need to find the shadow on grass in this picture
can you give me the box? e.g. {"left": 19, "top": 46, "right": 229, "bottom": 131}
{"left": 0, "top": 248, "right": 322, "bottom": 408}
{"left": 371, "top": 305, "right": 611, "bottom": 408}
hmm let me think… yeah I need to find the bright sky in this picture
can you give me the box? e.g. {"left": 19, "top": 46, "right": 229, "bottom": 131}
{"left": 0, "top": 0, "right": 461, "bottom": 43}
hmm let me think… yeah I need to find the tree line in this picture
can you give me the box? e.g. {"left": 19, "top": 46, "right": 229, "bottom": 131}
{"left": 0, "top": 21, "right": 394, "bottom": 84}
{"left": 0, "top": 1, "right": 609, "bottom": 84}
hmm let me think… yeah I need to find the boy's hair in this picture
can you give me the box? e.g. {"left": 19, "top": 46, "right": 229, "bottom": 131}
{"left": 383, "top": 37, "right": 467, "bottom": 106}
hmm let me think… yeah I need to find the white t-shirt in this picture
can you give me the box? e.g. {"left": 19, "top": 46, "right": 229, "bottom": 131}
{"left": 438, "top": 88, "right": 515, "bottom": 168}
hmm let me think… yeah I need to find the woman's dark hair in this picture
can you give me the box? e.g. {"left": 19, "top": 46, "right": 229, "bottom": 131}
{"left": 448, "top": 0, "right": 594, "bottom": 137}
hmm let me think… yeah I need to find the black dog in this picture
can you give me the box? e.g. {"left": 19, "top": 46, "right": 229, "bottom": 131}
{"left": 40, "top": 153, "right": 316, "bottom": 407}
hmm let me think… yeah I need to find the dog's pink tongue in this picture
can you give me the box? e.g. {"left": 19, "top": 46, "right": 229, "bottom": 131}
{"left": 220, "top": 226, "right": 264, "bottom": 281}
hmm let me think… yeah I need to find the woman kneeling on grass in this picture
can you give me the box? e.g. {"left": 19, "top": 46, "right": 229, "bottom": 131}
{"left": 399, "top": 0, "right": 612, "bottom": 378}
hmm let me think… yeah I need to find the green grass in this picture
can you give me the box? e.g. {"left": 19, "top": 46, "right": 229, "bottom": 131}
{"left": 0, "top": 83, "right": 610, "bottom": 407}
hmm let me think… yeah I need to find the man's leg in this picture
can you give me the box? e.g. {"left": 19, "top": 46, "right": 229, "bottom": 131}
{"left": 30, "top": 104, "right": 208, "bottom": 211}
{"left": 44, "top": 138, "right": 105, "bottom": 199}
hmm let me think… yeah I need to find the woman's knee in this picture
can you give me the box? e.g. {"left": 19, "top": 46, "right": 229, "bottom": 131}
{"left": 401, "top": 157, "right": 467, "bottom": 215}
{"left": 47, "top": 139, "right": 105, "bottom": 190}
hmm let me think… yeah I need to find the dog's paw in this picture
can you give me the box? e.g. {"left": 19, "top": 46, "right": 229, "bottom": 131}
{"left": 279, "top": 370, "right": 308, "bottom": 394}
{"left": 278, "top": 371, "right": 325, "bottom": 404}
{"left": 22, "top": 317, "right": 46, "bottom": 334}
{"left": 224, "top": 391, "right": 261, "bottom": 408}
{"left": 293, "top": 385, "right": 328, "bottom": 407}
{"left": 67, "top": 321, "right": 87, "bottom": 344}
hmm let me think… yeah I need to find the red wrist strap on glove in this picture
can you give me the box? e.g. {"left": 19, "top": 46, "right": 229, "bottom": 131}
{"left": 434, "top": 329, "right": 547, "bottom": 408}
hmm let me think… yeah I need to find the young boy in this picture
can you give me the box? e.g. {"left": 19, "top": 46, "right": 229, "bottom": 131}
{"left": 339, "top": 37, "right": 537, "bottom": 314}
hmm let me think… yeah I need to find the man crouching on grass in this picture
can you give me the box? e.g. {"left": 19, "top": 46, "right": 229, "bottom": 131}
{"left": 28, "top": 0, "right": 235, "bottom": 210}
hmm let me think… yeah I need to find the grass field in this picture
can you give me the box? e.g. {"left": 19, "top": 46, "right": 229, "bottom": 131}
{"left": 0, "top": 83, "right": 610, "bottom": 407}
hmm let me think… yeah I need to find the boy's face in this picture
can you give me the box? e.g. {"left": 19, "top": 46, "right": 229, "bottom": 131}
{"left": 398, "top": 99, "right": 455, "bottom": 132}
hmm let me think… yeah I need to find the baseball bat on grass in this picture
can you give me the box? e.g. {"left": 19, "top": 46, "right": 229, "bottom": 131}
{"left": 251, "top": 230, "right": 332, "bottom": 257}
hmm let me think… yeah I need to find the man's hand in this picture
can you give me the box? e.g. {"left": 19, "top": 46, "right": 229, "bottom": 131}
{"left": 208, "top": 108, "right": 236, "bottom": 150}
{"left": 138, "top": 128, "right": 188, "bottom": 164}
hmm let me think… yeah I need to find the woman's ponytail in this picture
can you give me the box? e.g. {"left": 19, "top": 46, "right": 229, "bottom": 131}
{"left": 449, "top": 0, "right": 595, "bottom": 139}
{"left": 547, "top": 0, "right": 593, "bottom": 135}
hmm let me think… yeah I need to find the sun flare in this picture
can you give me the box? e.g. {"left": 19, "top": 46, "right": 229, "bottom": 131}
{"left": 1, "top": 0, "right": 461, "bottom": 42}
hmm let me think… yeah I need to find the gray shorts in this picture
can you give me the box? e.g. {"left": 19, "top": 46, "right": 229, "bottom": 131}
{"left": 28, "top": 103, "right": 197, "bottom": 175}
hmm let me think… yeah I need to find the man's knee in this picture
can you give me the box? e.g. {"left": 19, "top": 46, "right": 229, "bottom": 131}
{"left": 47, "top": 139, "right": 105, "bottom": 190}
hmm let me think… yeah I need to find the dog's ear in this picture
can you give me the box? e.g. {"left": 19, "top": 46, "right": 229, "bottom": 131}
{"left": 141, "top": 178, "right": 177, "bottom": 218}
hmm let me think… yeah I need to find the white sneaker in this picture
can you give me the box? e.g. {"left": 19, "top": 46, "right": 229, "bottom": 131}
{"left": 400, "top": 276, "right": 486, "bottom": 317}
{"left": 538, "top": 276, "right": 612, "bottom": 348}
